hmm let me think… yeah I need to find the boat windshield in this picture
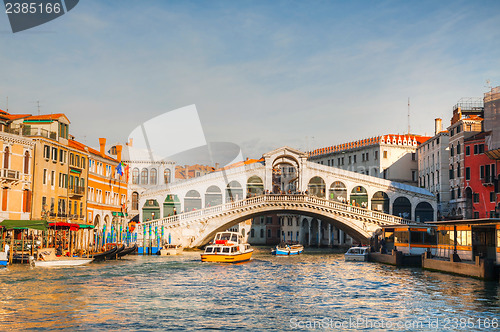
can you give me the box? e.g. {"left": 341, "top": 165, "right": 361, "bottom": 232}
{"left": 205, "top": 247, "right": 213, "bottom": 253}
{"left": 230, "top": 234, "right": 238, "bottom": 242}
{"left": 214, "top": 247, "right": 221, "bottom": 253}
{"left": 348, "top": 248, "right": 362, "bottom": 254}
{"left": 222, "top": 247, "right": 230, "bottom": 253}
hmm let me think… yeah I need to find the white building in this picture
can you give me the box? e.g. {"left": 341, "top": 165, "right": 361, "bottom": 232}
{"left": 447, "top": 98, "right": 484, "bottom": 218}
{"left": 417, "top": 119, "right": 451, "bottom": 219}
{"left": 308, "top": 134, "right": 430, "bottom": 186}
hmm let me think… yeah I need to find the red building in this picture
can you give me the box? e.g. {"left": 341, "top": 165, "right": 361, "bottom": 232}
{"left": 463, "top": 132, "right": 499, "bottom": 219}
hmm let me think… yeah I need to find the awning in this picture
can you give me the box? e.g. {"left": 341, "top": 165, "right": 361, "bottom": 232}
{"left": 77, "top": 224, "right": 95, "bottom": 229}
{"left": 0, "top": 219, "right": 48, "bottom": 231}
{"left": 48, "top": 222, "right": 80, "bottom": 231}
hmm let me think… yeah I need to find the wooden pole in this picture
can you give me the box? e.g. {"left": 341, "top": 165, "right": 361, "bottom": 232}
{"left": 21, "top": 230, "right": 25, "bottom": 264}
{"left": 9, "top": 231, "right": 14, "bottom": 265}
{"left": 1, "top": 228, "right": 5, "bottom": 251}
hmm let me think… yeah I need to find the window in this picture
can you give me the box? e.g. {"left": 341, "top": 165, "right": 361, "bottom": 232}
{"left": 81, "top": 157, "right": 85, "bottom": 169}
{"left": 466, "top": 146, "right": 470, "bottom": 156}
{"left": 457, "top": 187, "right": 461, "bottom": 198}
{"left": 348, "top": 156, "right": 351, "bottom": 164}
{"left": 51, "top": 147, "right": 58, "bottom": 161}
{"left": 267, "top": 229, "right": 271, "bottom": 238}
{"left": 150, "top": 168, "right": 157, "bottom": 185}
{"left": 51, "top": 171, "right": 55, "bottom": 186}
{"left": 23, "top": 151, "right": 30, "bottom": 174}
{"left": 2, "top": 188, "right": 8, "bottom": 211}
{"left": 457, "top": 162, "right": 461, "bottom": 178}
{"left": 260, "top": 229, "right": 264, "bottom": 238}
{"left": 480, "top": 165, "right": 485, "bottom": 179}
{"left": 465, "top": 167, "right": 470, "bottom": 180}
{"left": 132, "top": 168, "right": 140, "bottom": 184}
{"left": 375, "top": 151, "right": 378, "bottom": 160}
{"left": 383, "top": 169, "right": 387, "bottom": 179}
{"left": 449, "top": 166, "right": 454, "bottom": 180}
{"left": 412, "top": 170, "right": 417, "bottom": 182}
{"left": 473, "top": 193, "right": 480, "bottom": 203}
{"left": 141, "top": 168, "right": 148, "bottom": 185}
{"left": 43, "top": 145, "right": 50, "bottom": 159}
{"left": 474, "top": 211, "right": 479, "bottom": 219}
{"left": 451, "top": 189, "right": 455, "bottom": 200}
{"left": 490, "top": 192, "right": 495, "bottom": 203}
{"left": 250, "top": 229, "right": 255, "bottom": 237}
{"left": 450, "top": 144, "right": 454, "bottom": 157}
{"left": 132, "top": 192, "right": 139, "bottom": 210}
{"left": 383, "top": 151, "right": 388, "bottom": 158}
{"left": 412, "top": 153, "right": 416, "bottom": 161}
{"left": 479, "top": 144, "right": 485, "bottom": 154}
{"left": 41, "top": 196, "right": 46, "bottom": 212}
{"left": 353, "top": 155, "right": 357, "bottom": 163}
{"left": 456, "top": 143, "right": 461, "bottom": 155}
{"left": 3, "top": 147, "right": 9, "bottom": 169}
{"left": 43, "top": 169, "right": 47, "bottom": 185}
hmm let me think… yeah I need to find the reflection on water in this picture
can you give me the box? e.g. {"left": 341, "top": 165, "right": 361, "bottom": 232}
{"left": 1, "top": 248, "right": 499, "bottom": 331}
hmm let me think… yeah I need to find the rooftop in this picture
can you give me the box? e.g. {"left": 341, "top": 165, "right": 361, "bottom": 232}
{"left": 308, "top": 134, "right": 430, "bottom": 158}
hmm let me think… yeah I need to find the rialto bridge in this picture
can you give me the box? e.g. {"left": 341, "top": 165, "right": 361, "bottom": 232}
{"left": 137, "top": 147, "right": 436, "bottom": 248}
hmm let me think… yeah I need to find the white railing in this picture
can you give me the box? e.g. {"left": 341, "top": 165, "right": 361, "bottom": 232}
{"left": 138, "top": 194, "right": 412, "bottom": 233}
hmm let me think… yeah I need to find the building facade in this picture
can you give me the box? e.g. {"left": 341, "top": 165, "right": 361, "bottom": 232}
{"left": 70, "top": 138, "right": 128, "bottom": 237}
{"left": 463, "top": 132, "right": 498, "bottom": 219}
{"left": 0, "top": 110, "right": 35, "bottom": 221}
{"left": 309, "top": 134, "right": 430, "bottom": 186}
{"left": 447, "top": 98, "right": 484, "bottom": 218}
{"left": 417, "top": 118, "right": 451, "bottom": 219}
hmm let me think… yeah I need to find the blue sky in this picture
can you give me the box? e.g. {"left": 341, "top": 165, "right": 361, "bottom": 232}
{"left": 1, "top": 0, "right": 499, "bottom": 159}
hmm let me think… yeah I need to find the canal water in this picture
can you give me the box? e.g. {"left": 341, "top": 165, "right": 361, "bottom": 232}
{"left": 1, "top": 248, "right": 499, "bottom": 331}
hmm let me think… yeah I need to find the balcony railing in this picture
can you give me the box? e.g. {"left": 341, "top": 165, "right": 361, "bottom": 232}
{"left": 4, "top": 126, "right": 57, "bottom": 140}
{"left": 70, "top": 186, "right": 85, "bottom": 196}
{"left": 0, "top": 168, "right": 20, "bottom": 181}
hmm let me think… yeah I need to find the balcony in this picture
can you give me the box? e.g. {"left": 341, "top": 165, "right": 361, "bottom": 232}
{"left": 0, "top": 168, "right": 20, "bottom": 182}
{"left": 70, "top": 186, "right": 85, "bottom": 197}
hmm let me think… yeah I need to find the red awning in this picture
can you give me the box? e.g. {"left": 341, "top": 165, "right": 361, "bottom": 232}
{"left": 48, "top": 222, "right": 80, "bottom": 231}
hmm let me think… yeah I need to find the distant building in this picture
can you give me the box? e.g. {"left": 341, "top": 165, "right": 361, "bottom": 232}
{"left": 417, "top": 118, "right": 451, "bottom": 219}
{"left": 463, "top": 132, "right": 497, "bottom": 219}
{"left": 70, "top": 138, "right": 128, "bottom": 239}
{"left": 309, "top": 134, "right": 431, "bottom": 186}
{"left": 483, "top": 87, "right": 500, "bottom": 217}
{"left": 447, "top": 98, "right": 484, "bottom": 218}
{"left": 0, "top": 110, "right": 34, "bottom": 221}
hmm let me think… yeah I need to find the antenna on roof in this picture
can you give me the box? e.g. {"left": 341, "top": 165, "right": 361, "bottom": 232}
{"left": 6, "top": 96, "right": 8, "bottom": 112}
{"left": 485, "top": 79, "right": 492, "bottom": 90}
{"left": 407, "top": 97, "right": 410, "bottom": 135}
{"left": 36, "top": 100, "right": 40, "bottom": 115}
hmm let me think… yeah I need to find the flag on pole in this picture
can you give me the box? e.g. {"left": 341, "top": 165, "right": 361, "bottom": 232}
{"left": 116, "top": 162, "right": 123, "bottom": 176}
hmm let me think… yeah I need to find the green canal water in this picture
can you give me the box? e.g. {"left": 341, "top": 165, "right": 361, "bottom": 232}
{"left": 0, "top": 248, "right": 499, "bottom": 331}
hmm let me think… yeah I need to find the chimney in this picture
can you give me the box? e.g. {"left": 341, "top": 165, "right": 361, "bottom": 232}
{"left": 99, "top": 138, "right": 106, "bottom": 156}
{"left": 128, "top": 138, "right": 133, "bottom": 147}
{"left": 116, "top": 145, "right": 123, "bottom": 163}
{"left": 215, "top": 162, "right": 220, "bottom": 169}
{"left": 185, "top": 165, "right": 189, "bottom": 178}
{"left": 434, "top": 118, "right": 442, "bottom": 135}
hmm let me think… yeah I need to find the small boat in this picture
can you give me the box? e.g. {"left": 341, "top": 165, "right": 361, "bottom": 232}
{"left": 32, "top": 248, "right": 93, "bottom": 267}
{"left": 88, "top": 246, "right": 118, "bottom": 261}
{"left": 0, "top": 251, "right": 7, "bottom": 267}
{"left": 344, "top": 246, "right": 370, "bottom": 261}
{"left": 117, "top": 244, "right": 138, "bottom": 258}
{"left": 201, "top": 231, "right": 253, "bottom": 263}
{"left": 271, "top": 243, "right": 304, "bottom": 256}
{"left": 159, "top": 244, "right": 183, "bottom": 256}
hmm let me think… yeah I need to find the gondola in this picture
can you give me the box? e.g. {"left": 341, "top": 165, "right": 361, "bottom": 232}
{"left": 89, "top": 246, "right": 117, "bottom": 261}
{"left": 117, "top": 244, "right": 137, "bottom": 258}
{"left": 109, "top": 244, "right": 126, "bottom": 260}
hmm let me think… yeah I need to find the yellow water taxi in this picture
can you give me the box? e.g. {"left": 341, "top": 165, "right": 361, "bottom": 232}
{"left": 201, "top": 231, "right": 253, "bottom": 263}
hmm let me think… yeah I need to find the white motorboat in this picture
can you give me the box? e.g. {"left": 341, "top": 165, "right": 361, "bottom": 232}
{"left": 344, "top": 247, "right": 370, "bottom": 261}
{"left": 31, "top": 248, "right": 93, "bottom": 267}
{"left": 159, "top": 244, "right": 183, "bottom": 256}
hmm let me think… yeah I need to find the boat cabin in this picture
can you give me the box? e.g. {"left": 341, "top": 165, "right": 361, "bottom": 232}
{"left": 381, "top": 224, "right": 437, "bottom": 255}
{"left": 427, "top": 218, "right": 500, "bottom": 263}
{"left": 213, "top": 232, "right": 242, "bottom": 245}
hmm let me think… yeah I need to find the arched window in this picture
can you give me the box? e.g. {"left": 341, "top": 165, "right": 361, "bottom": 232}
{"left": 150, "top": 168, "right": 157, "bottom": 185}
{"left": 132, "top": 168, "right": 140, "bottom": 184}
{"left": 3, "top": 147, "right": 10, "bottom": 169}
{"left": 23, "top": 151, "right": 30, "bottom": 174}
{"left": 132, "top": 192, "right": 139, "bottom": 210}
{"left": 141, "top": 168, "right": 148, "bottom": 185}
{"left": 164, "top": 169, "right": 171, "bottom": 184}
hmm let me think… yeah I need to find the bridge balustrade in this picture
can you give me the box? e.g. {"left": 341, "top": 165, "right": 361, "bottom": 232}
{"left": 137, "top": 194, "right": 412, "bottom": 234}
